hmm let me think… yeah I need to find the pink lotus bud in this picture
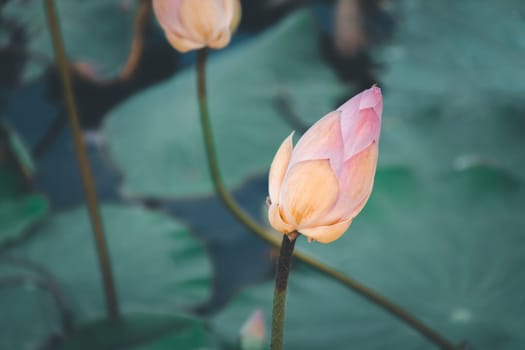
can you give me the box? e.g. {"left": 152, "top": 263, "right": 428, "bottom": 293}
{"left": 267, "top": 86, "right": 382, "bottom": 243}
{"left": 240, "top": 309, "right": 266, "bottom": 349}
{"left": 153, "top": 0, "right": 241, "bottom": 53}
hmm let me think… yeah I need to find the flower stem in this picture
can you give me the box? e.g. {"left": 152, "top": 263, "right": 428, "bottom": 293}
{"left": 194, "top": 49, "right": 457, "bottom": 350}
{"left": 44, "top": 0, "right": 119, "bottom": 320}
{"left": 271, "top": 234, "right": 297, "bottom": 350}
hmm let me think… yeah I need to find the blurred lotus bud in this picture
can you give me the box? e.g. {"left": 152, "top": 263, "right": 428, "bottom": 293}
{"left": 267, "top": 86, "right": 382, "bottom": 243}
{"left": 240, "top": 309, "right": 266, "bottom": 350}
{"left": 153, "top": 0, "right": 241, "bottom": 52}
{"left": 334, "top": 0, "right": 366, "bottom": 57}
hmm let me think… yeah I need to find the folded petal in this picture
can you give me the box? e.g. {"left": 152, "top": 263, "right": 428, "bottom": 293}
{"left": 300, "top": 219, "right": 352, "bottom": 243}
{"left": 340, "top": 107, "right": 381, "bottom": 160}
{"left": 337, "top": 86, "right": 382, "bottom": 116}
{"left": 268, "top": 204, "right": 295, "bottom": 234}
{"left": 289, "top": 111, "right": 344, "bottom": 174}
{"left": 279, "top": 159, "right": 339, "bottom": 227}
{"left": 207, "top": 28, "right": 232, "bottom": 49}
{"left": 268, "top": 133, "right": 294, "bottom": 204}
{"left": 180, "top": 0, "right": 228, "bottom": 45}
{"left": 221, "top": 0, "right": 235, "bottom": 22}
{"left": 327, "top": 142, "right": 378, "bottom": 222}
{"left": 228, "top": 0, "right": 242, "bottom": 32}
{"left": 358, "top": 85, "right": 382, "bottom": 116}
{"left": 337, "top": 90, "right": 361, "bottom": 118}
{"left": 165, "top": 31, "right": 205, "bottom": 53}
{"left": 153, "top": 0, "right": 185, "bottom": 34}
{"left": 221, "top": 0, "right": 241, "bottom": 31}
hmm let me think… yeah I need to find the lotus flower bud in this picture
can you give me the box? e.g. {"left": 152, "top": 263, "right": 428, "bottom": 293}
{"left": 153, "top": 0, "right": 241, "bottom": 52}
{"left": 267, "top": 86, "right": 382, "bottom": 243}
{"left": 240, "top": 309, "right": 266, "bottom": 350}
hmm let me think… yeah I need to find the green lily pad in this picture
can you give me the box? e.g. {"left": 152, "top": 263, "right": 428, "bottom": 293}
{"left": 0, "top": 192, "right": 48, "bottom": 246}
{"left": 2, "top": 0, "right": 138, "bottom": 82}
{"left": 0, "top": 125, "right": 48, "bottom": 246}
{"left": 8, "top": 204, "right": 212, "bottom": 322}
{"left": 58, "top": 312, "right": 216, "bottom": 350}
{"left": 4, "top": 124, "right": 35, "bottom": 175}
{"left": 0, "top": 271, "right": 64, "bottom": 350}
{"left": 376, "top": 0, "right": 525, "bottom": 179}
{"left": 104, "top": 11, "right": 347, "bottom": 198}
{"left": 213, "top": 166, "right": 525, "bottom": 349}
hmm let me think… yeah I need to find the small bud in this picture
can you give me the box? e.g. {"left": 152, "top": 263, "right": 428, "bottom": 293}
{"left": 267, "top": 86, "right": 382, "bottom": 243}
{"left": 153, "top": 0, "right": 241, "bottom": 52}
{"left": 240, "top": 309, "right": 266, "bottom": 350}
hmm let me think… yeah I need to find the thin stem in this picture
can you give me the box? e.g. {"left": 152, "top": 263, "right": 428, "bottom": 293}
{"left": 195, "top": 49, "right": 457, "bottom": 350}
{"left": 118, "top": 0, "right": 151, "bottom": 81}
{"left": 271, "top": 234, "right": 297, "bottom": 350}
{"left": 44, "top": 0, "right": 119, "bottom": 320}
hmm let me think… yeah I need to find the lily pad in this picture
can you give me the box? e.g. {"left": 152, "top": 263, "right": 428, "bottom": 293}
{"left": 2, "top": 0, "right": 139, "bottom": 82}
{"left": 0, "top": 270, "right": 64, "bottom": 350}
{"left": 8, "top": 204, "right": 213, "bottom": 321}
{"left": 213, "top": 166, "right": 525, "bottom": 349}
{"left": 0, "top": 125, "right": 48, "bottom": 246}
{"left": 376, "top": 0, "right": 525, "bottom": 179}
{"left": 58, "top": 312, "right": 216, "bottom": 350}
{"left": 0, "top": 191, "right": 48, "bottom": 246}
{"left": 104, "top": 11, "right": 347, "bottom": 198}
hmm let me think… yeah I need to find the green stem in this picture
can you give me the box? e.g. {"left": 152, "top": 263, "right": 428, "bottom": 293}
{"left": 44, "top": 0, "right": 119, "bottom": 320}
{"left": 271, "top": 234, "right": 297, "bottom": 350}
{"left": 195, "top": 49, "right": 457, "bottom": 350}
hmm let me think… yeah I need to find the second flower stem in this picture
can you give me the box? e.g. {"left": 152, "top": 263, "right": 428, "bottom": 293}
{"left": 271, "top": 234, "right": 297, "bottom": 350}
{"left": 44, "top": 0, "right": 119, "bottom": 320}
